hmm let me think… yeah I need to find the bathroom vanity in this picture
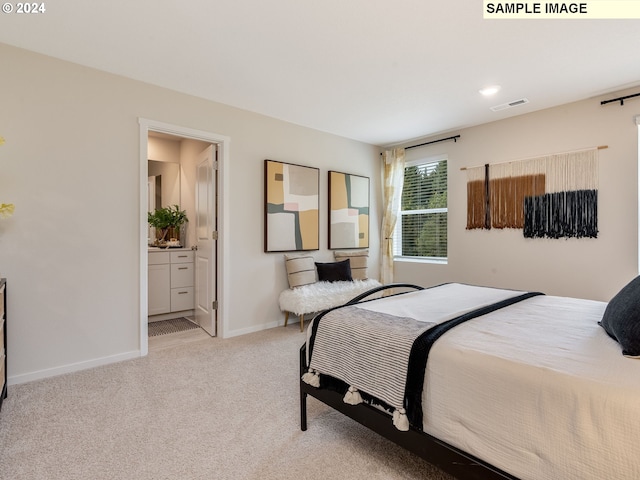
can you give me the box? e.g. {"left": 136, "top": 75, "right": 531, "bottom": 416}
{"left": 148, "top": 248, "right": 195, "bottom": 319}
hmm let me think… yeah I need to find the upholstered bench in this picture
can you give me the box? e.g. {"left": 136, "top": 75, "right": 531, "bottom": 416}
{"left": 278, "top": 250, "right": 382, "bottom": 331}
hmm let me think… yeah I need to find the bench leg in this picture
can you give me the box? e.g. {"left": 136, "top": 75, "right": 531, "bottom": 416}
{"left": 284, "top": 311, "right": 289, "bottom": 327}
{"left": 300, "top": 314, "right": 304, "bottom": 332}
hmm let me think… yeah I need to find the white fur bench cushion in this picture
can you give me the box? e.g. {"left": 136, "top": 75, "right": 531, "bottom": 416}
{"left": 279, "top": 278, "right": 382, "bottom": 316}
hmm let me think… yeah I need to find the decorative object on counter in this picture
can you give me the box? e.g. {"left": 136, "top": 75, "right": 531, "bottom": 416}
{"left": 148, "top": 204, "right": 188, "bottom": 247}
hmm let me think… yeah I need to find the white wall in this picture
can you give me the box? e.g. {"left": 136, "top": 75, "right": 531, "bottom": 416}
{"left": 394, "top": 88, "right": 639, "bottom": 302}
{"left": 0, "top": 43, "right": 381, "bottom": 383}
{"left": 148, "top": 136, "right": 181, "bottom": 164}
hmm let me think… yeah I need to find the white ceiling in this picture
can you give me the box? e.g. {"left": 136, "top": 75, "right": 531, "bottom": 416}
{"left": 1, "top": 0, "right": 639, "bottom": 146}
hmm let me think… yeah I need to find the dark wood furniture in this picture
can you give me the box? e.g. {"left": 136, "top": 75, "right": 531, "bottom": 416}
{"left": 0, "top": 278, "right": 6, "bottom": 411}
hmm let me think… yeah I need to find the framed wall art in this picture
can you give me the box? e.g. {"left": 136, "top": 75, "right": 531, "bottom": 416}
{"left": 264, "top": 159, "right": 319, "bottom": 252}
{"left": 328, "top": 170, "right": 370, "bottom": 249}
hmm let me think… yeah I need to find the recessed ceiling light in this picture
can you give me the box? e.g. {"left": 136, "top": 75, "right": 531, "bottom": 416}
{"left": 479, "top": 85, "right": 501, "bottom": 96}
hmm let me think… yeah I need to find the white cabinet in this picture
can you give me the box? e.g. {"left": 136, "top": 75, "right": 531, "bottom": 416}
{"left": 148, "top": 263, "right": 171, "bottom": 315}
{"left": 169, "top": 251, "right": 194, "bottom": 312}
{"left": 148, "top": 250, "right": 194, "bottom": 317}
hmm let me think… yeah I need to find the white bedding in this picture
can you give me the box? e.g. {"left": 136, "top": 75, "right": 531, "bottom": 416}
{"left": 423, "top": 294, "right": 640, "bottom": 480}
{"left": 309, "top": 283, "right": 640, "bottom": 480}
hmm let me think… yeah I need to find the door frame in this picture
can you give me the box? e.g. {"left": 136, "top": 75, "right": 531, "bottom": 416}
{"left": 138, "top": 118, "right": 230, "bottom": 356}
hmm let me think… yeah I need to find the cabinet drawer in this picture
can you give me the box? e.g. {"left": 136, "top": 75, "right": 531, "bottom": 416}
{"left": 171, "top": 287, "right": 194, "bottom": 312}
{"left": 170, "top": 250, "right": 194, "bottom": 264}
{"left": 0, "top": 354, "right": 5, "bottom": 389}
{"left": 148, "top": 251, "right": 171, "bottom": 265}
{"left": 171, "top": 263, "right": 194, "bottom": 288}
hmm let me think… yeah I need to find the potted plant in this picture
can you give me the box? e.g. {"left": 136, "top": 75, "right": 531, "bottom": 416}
{"left": 148, "top": 204, "right": 188, "bottom": 246}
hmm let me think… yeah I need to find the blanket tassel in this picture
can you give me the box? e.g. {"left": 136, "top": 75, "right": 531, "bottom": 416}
{"left": 301, "top": 369, "right": 320, "bottom": 388}
{"left": 393, "top": 408, "right": 410, "bottom": 431}
{"left": 343, "top": 386, "right": 363, "bottom": 405}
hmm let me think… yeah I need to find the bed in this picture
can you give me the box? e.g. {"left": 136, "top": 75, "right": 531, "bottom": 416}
{"left": 299, "top": 281, "right": 640, "bottom": 480}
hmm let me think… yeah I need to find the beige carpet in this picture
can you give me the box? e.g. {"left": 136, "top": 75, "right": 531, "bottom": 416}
{"left": 0, "top": 325, "right": 454, "bottom": 480}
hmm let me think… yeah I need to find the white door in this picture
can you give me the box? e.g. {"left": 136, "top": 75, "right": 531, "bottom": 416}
{"left": 195, "top": 145, "right": 217, "bottom": 336}
{"left": 147, "top": 176, "right": 156, "bottom": 244}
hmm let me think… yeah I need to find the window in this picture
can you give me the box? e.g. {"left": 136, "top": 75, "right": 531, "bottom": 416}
{"left": 393, "top": 155, "right": 448, "bottom": 262}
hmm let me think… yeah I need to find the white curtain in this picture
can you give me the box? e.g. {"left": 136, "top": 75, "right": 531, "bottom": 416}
{"left": 380, "top": 148, "right": 405, "bottom": 284}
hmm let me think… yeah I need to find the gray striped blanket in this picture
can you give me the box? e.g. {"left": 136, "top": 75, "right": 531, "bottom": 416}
{"left": 308, "top": 305, "right": 435, "bottom": 414}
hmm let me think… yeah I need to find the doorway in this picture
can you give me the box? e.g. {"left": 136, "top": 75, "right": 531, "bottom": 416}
{"left": 138, "top": 119, "right": 230, "bottom": 356}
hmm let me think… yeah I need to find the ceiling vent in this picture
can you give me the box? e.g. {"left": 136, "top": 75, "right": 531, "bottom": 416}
{"left": 490, "top": 98, "right": 529, "bottom": 112}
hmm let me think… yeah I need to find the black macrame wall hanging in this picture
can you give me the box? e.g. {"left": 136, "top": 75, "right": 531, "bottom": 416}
{"left": 465, "top": 147, "right": 601, "bottom": 239}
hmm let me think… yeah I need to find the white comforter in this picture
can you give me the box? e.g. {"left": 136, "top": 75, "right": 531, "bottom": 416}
{"left": 314, "top": 283, "right": 640, "bottom": 480}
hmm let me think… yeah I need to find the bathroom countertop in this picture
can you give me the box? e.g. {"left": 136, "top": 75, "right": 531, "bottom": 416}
{"left": 148, "top": 246, "right": 192, "bottom": 252}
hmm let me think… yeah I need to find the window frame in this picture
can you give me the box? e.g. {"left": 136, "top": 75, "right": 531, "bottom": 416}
{"left": 393, "top": 154, "right": 448, "bottom": 264}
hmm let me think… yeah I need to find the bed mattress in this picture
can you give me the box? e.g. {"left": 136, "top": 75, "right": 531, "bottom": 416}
{"left": 307, "top": 283, "right": 640, "bottom": 480}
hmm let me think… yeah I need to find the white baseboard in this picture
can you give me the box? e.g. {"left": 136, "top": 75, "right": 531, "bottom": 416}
{"left": 7, "top": 350, "right": 141, "bottom": 386}
{"left": 8, "top": 319, "right": 291, "bottom": 385}
{"left": 224, "top": 319, "right": 282, "bottom": 338}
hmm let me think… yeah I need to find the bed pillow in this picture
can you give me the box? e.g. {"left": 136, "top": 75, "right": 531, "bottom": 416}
{"left": 315, "top": 259, "right": 352, "bottom": 283}
{"left": 333, "top": 250, "right": 369, "bottom": 280}
{"left": 284, "top": 254, "right": 317, "bottom": 288}
{"left": 599, "top": 276, "right": 640, "bottom": 358}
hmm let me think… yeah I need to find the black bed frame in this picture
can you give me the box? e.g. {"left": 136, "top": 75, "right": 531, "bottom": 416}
{"left": 299, "top": 283, "right": 519, "bottom": 480}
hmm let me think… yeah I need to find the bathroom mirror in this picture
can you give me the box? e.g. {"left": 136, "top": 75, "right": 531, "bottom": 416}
{"left": 148, "top": 160, "right": 180, "bottom": 210}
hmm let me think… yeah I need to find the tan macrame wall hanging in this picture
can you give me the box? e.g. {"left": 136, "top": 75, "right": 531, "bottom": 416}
{"left": 466, "top": 166, "right": 488, "bottom": 230}
{"left": 465, "top": 147, "right": 601, "bottom": 238}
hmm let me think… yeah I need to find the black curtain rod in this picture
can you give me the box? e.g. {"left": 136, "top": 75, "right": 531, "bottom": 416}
{"left": 380, "top": 135, "right": 460, "bottom": 155}
{"left": 406, "top": 135, "right": 460, "bottom": 150}
{"left": 600, "top": 92, "right": 640, "bottom": 106}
